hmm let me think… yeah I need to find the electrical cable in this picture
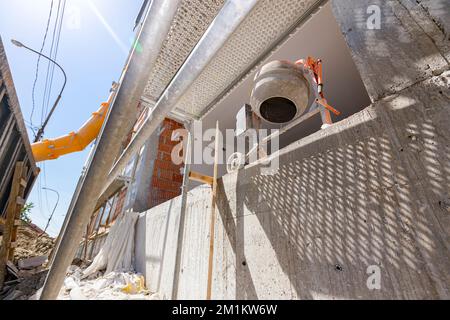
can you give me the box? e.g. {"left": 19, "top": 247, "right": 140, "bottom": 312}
{"left": 30, "top": 0, "right": 54, "bottom": 130}
{"left": 43, "top": 0, "right": 67, "bottom": 122}
{"left": 41, "top": 0, "right": 61, "bottom": 124}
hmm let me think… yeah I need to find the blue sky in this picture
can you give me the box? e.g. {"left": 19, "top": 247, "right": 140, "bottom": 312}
{"left": 0, "top": 0, "right": 143, "bottom": 236}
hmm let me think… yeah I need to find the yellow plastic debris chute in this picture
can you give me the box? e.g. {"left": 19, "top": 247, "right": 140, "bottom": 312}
{"left": 31, "top": 89, "right": 115, "bottom": 162}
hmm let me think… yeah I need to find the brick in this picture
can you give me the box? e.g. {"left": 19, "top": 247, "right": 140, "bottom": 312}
{"left": 159, "top": 144, "right": 173, "bottom": 154}
{"left": 152, "top": 178, "right": 180, "bottom": 192}
{"left": 145, "top": 117, "right": 184, "bottom": 208}
{"left": 155, "top": 159, "right": 181, "bottom": 172}
{"left": 160, "top": 152, "right": 172, "bottom": 162}
{"left": 158, "top": 169, "right": 174, "bottom": 181}
{"left": 173, "top": 174, "right": 184, "bottom": 183}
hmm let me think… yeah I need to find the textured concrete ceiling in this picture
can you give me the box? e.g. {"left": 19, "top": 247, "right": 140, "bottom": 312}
{"left": 142, "top": 0, "right": 226, "bottom": 108}
{"left": 141, "top": 0, "right": 329, "bottom": 121}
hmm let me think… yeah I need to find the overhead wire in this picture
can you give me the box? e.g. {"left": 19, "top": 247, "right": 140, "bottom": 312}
{"left": 39, "top": 0, "right": 66, "bottom": 228}
{"left": 39, "top": 0, "right": 60, "bottom": 221}
{"left": 30, "top": 0, "right": 54, "bottom": 132}
{"left": 41, "top": 0, "right": 61, "bottom": 124}
{"left": 43, "top": 0, "right": 67, "bottom": 122}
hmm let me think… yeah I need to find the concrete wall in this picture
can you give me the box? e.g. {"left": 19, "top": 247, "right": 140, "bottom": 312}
{"left": 134, "top": 1, "right": 450, "bottom": 299}
{"left": 135, "top": 198, "right": 182, "bottom": 295}
{"left": 135, "top": 69, "right": 450, "bottom": 299}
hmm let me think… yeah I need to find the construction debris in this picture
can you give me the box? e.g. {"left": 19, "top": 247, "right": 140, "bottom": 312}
{"left": 0, "top": 222, "right": 54, "bottom": 300}
{"left": 13, "top": 222, "right": 54, "bottom": 263}
{"left": 0, "top": 270, "right": 48, "bottom": 300}
{"left": 54, "top": 266, "right": 160, "bottom": 300}
{"left": 82, "top": 211, "right": 139, "bottom": 278}
{"left": 27, "top": 211, "right": 147, "bottom": 300}
{"left": 18, "top": 255, "right": 48, "bottom": 270}
{"left": 6, "top": 261, "right": 19, "bottom": 278}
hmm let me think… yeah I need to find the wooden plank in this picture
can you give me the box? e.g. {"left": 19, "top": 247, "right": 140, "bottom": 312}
{"left": 6, "top": 261, "right": 19, "bottom": 279}
{"left": 188, "top": 171, "right": 213, "bottom": 185}
{"left": 83, "top": 225, "right": 89, "bottom": 261}
{"left": 16, "top": 197, "right": 25, "bottom": 206}
{"left": 0, "top": 162, "right": 24, "bottom": 289}
{"left": 0, "top": 217, "right": 5, "bottom": 225}
{"left": 0, "top": 87, "right": 6, "bottom": 102}
{"left": 206, "top": 121, "right": 220, "bottom": 300}
{"left": 8, "top": 166, "right": 28, "bottom": 261}
{"left": 19, "top": 178, "right": 27, "bottom": 188}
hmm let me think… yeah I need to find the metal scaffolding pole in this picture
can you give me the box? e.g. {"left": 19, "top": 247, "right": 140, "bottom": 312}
{"left": 171, "top": 125, "right": 192, "bottom": 299}
{"left": 39, "top": 0, "right": 182, "bottom": 300}
{"left": 104, "top": 0, "right": 260, "bottom": 189}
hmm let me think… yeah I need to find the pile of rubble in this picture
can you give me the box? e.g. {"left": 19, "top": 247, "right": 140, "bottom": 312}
{"left": 13, "top": 222, "right": 54, "bottom": 263}
{"left": 2, "top": 213, "right": 158, "bottom": 300}
{"left": 0, "top": 270, "right": 48, "bottom": 300}
{"left": 0, "top": 222, "right": 55, "bottom": 300}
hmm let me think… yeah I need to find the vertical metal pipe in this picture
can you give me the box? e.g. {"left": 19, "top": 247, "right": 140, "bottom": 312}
{"left": 50, "top": 83, "right": 118, "bottom": 266}
{"left": 171, "top": 125, "right": 192, "bottom": 299}
{"left": 105, "top": 0, "right": 261, "bottom": 189}
{"left": 39, "top": 0, "right": 182, "bottom": 300}
{"left": 48, "top": 139, "right": 96, "bottom": 266}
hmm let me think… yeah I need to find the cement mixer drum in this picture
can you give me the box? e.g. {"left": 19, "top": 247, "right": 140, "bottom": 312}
{"left": 250, "top": 60, "right": 315, "bottom": 124}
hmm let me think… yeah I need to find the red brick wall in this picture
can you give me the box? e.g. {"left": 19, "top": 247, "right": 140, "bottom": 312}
{"left": 148, "top": 118, "right": 184, "bottom": 208}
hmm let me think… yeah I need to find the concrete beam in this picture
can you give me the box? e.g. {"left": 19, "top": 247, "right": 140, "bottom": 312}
{"left": 331, "top": 0, "right": 449, "bottom": 102}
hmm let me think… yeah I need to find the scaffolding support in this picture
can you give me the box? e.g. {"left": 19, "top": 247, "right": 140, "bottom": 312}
{"left": 171, "top": 126, "right": 192, "bottom": 299}
{"left": 104, "top": 0, "right": 260, "bottom": 190}
{"left": 206, "top": 122, "right": 220, "bottom": 300}
{"left": 39, "top": 0, "right": 182, "bottom": 300}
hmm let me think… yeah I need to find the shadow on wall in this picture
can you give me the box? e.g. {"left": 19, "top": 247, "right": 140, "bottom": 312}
{"left": 135, "top": 0, "right": 449, "bottom": 299}
{"left": 216, "top": 70, "right": 450, "bottom": 299}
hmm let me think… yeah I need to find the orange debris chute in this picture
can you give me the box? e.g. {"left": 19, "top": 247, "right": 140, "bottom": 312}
{"left": 31, "top": 91, "right": 115, "bottom": 162}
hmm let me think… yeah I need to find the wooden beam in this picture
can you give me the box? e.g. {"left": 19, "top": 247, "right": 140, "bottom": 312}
{"left": 16, "top": 196, "right": 25, "bottom": 206}
{"left": 188, "top": 171, "right": 213, "bottom": 185}
{"left": 8, "top": 166, "right": 28, "bottom": 260}
{"left": 0, "top": 87, "right": 6, "bottom": 103}
{"left": 206, "top": 121, "right": 220, "bottom": 300}
{"left": 83, "top": 225, "right": 89, "bottom": 261}
{"left": 19, "top": 178, "right": 27, "bottom": 188}
{"left": 0, "top": 162, "right": 24, "bottom": 290}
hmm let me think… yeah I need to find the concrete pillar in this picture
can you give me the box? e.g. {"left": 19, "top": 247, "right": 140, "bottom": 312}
{"left": 127, "top": 118, "right": 185, "bottom": 213}
{"left": 331, "top": 0, "right": 449, "bottom": 102}
{"left": 130, "top": 129, "right": 160, "bottom": 212}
